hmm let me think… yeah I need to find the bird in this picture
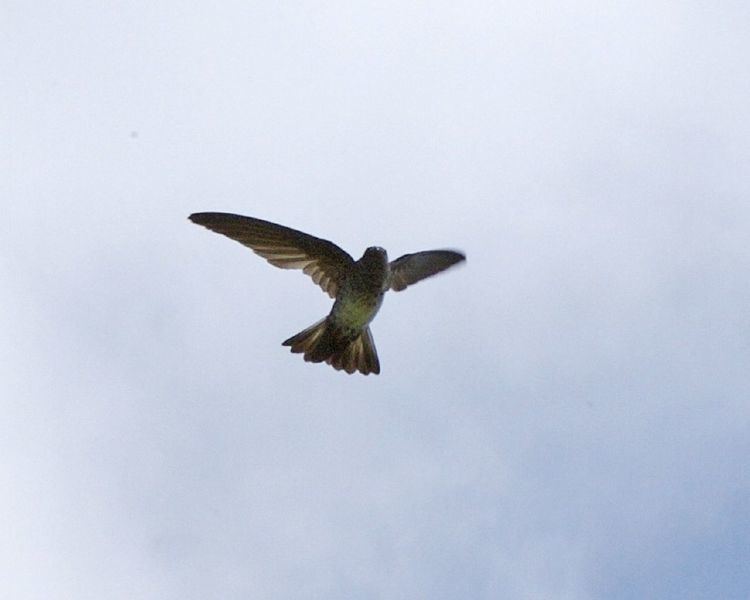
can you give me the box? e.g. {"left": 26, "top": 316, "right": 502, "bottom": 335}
{"left": 189, "top": 212, "right": 465, "bottom": 375}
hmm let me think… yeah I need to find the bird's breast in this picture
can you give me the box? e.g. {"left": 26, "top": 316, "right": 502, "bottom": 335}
{"left": 331, "top": 288, "right": 384, "bottom": 330}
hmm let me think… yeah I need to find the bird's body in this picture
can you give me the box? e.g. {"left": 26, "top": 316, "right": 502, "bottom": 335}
{"left": 189, "top": 212, "right": 465, "bottom": 375}
{"left": 330, "top": 247, "right": 388, "bottom": 333}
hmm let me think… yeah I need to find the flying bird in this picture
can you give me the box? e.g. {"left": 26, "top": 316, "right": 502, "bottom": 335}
{"left": 189, "top": 212, "right": 465, "bottom": 375}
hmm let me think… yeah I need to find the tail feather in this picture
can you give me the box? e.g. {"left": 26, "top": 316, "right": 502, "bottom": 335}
{"left": 282, "top": 317, "right": 332, "bottom": 360}
{"left": 282, "top": 319, "right": 380, "bottom": 375}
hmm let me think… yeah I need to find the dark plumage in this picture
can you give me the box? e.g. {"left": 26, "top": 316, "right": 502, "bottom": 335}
{"left": 189, "top": 212, "right": 465, "bottom": 375}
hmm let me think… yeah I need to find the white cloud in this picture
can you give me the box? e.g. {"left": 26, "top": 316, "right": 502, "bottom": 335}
{"left": 3, "top": 1, "right": 750, "bottom": 598}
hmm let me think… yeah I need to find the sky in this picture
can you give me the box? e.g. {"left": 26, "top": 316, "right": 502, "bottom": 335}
{"left": 3, "top": 2, "right": 750, "bottom": 598}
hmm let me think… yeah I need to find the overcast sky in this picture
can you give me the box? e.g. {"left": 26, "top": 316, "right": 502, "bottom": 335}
{"left": 3, "top": 2, "right": 750, "bottom": 599}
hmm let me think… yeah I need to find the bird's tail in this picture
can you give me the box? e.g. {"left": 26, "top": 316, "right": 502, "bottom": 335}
{"left": 282, "top": 318, "right": 380, "bottom": 375}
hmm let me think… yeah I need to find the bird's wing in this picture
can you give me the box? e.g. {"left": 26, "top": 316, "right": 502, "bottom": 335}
{"left": 189, "top": 212, "right": 354, "bottom": 298}
{"left": 388, "top": 250, "right": 466, "bottom": 292}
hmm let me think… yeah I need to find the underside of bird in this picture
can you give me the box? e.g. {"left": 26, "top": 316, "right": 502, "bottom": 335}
{"left": 189, "top": 212, "right": 465, "bottom": 374}
{"left": 282, "top": 318, "right": 380, "bottom": 375}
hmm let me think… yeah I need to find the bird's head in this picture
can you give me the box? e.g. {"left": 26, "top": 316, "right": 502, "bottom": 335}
{"left": 358, "top": 247, "right": 389, "bottom": 278}
{"left": 362, "top": 246, "right": 388, "bottom": 265}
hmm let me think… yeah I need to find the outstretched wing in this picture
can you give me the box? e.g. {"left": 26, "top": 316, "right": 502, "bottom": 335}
{"left": 388, "top": 250, "right": 465, "bottom": 292}
{"left": 189, "top": 212, "right": 354, "bottom": 298}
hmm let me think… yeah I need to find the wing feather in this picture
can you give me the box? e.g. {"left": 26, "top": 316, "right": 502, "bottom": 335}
{"left": 189, "top": 212, "right": 353, "bottom": 298}
{"left": 388, "top": 250, "right": 465, "bottom": 292}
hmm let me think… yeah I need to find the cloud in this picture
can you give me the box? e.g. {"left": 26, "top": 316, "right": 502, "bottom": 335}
{"left": 4, "top": 1, "right": 750, "bottom": 598}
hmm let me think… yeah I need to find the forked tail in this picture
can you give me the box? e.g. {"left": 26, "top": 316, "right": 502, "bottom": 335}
{"left": 282, "top": 318, "right": 380, "bottom": 375}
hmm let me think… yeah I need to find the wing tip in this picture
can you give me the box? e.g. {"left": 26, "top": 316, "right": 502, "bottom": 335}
{"left": 188, "top": 212, "right": 221, "bottom": 225}
{"left": 443, "top": 249, "right": 467, "bottom": 264}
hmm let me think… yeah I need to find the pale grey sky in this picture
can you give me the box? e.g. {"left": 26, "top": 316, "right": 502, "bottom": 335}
{"left": 3, "top": 2, "right": 750, "bottom": 599}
